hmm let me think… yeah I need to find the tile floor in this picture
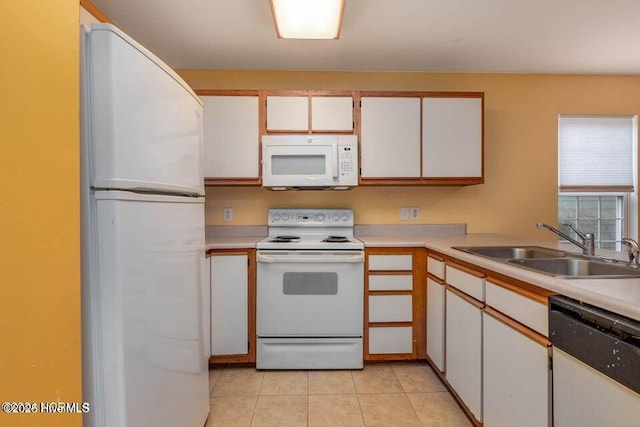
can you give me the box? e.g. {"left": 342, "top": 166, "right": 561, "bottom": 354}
{"left": 206, "top": 363, "right": 471, "bottom": 426}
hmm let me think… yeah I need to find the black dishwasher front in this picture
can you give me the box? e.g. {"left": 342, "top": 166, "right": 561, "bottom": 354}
{"left": 548, "top": 295, "right": 640, "bottom": 394}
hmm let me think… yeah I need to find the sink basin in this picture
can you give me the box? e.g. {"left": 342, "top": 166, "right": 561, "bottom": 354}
{"left": 508, "top": 258, "right": 640, "bottom": 278}
{"left": 453, "top": 246, "right": 570, "bottom": 260}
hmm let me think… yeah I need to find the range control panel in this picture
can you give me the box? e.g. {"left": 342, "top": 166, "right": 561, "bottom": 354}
{"left": 268, "top": 209, "right": 354, "bottom": 227}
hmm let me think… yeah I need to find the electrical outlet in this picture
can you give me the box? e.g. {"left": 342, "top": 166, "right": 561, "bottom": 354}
{"left": 223, "top": 207, "right": 233, "bottom": 222}
{"left": 410, "top": 207, "right": 420, "bottom": 220}
{"left": 400, "top": 207, "right": 410, "bottom": 221}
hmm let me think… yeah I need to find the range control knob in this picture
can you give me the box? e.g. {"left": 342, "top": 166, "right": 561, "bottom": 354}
{"left": 273, "top": 213, "right": 281, "bottom": 221}
{"left": 341, "top": 214, "right": 349, "bottom": 221}
{"left": 282, "top": 213, "right": 290, "bottom": 221}
{"left": 317, "top": 214, "right": 325, "bottom": 222}
{"left": 333, "top": 214, "right": 340, "bottom": 221}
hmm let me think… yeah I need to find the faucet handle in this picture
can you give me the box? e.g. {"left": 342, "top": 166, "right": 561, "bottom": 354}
{"left": 564, "top": 223, "right": 587, "bottom": 240}
{"left": 621, "top": 238, "right": 640, "bottom": 264}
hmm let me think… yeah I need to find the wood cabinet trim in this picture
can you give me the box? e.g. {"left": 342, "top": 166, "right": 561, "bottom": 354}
{"left": 81, "top": 0, "right": 114, "bottom": 23}
{"left": 427, "top": 253, "right": 445, "bottom": 262}
{"left": 486, "top": 276, "right": 551, "bottom": 306}
{"left": 368, "top": 270, "right": 413, "bottom": 276}
{"left": 196, "top": 89, "right": 261, "bottom": 97}
{"left": 446, "top": 261, "right": 487, "bottom": 278}
{"left": 204, "top": 178, "right": 261, "bottom": 186}
{"left": 360, "top": 178, "right": 483, "bottom": 186}
{"left": 360, "top": 91, "right": 483, "bottom": 99}
{"left": 368, "top": 321, "right": 413, "bottom": 328}
{"left": 412, "top": 248, "right": 427, "bottom": 358}
{"left": 446, "top": 285, "right": 484, "bottom": 308}
{"left": 368, "top": 290, "right": 413, "bottom": 296}
{"left": 445, "top": 255, "right": 555, "bottom": 301}
{"left": 209, "top": 354, "right": 251, "bottom": 364}
{"left": 484, "top": 306, "right": 549, "bottom": 347}
{"left": 427, "top": 273, "right": 445, "bottom": 285}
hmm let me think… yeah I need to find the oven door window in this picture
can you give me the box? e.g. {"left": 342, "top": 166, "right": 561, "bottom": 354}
{"left": 283, "top": 272, "right": 338, "bottom": 295}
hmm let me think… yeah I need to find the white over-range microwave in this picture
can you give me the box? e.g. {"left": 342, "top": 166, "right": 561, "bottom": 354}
{"left": 261, "top": 134, "right": 358, "bottom": 190}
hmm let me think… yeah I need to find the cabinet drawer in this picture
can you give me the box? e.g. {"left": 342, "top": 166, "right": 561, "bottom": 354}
{"left": 446, "top": 264, "right": 485, "bottom": 301}
{"left": 369, "top": 295, "right": 412, "bottom": 322}
{"left": 369, "top": 326, "right": 413, "bottom": 354}
{"left": 369, "top": 274, "right": 413, "bottom": 291}
{"left": 485, "top": 280, "right": 548, "bottom": 336}
{"left": 427, "top": 256, "right": 444, "bottom": 280}
{"left": 369, "top": 254, "right": 412, "bottom": 271}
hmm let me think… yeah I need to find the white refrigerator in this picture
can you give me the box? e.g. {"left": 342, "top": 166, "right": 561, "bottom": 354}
{"left": 80, "top": 24, "right": 209, "bottom": 427}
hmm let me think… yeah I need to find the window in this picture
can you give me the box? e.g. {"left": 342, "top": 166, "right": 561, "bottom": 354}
{"left": 558, "top": 115, "right": 637, "bottom": 251}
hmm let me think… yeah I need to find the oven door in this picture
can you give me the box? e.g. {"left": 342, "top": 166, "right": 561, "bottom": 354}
{"left": 256, "top": 250, "right": 364, "bottom": 337}
{"left": 262, "top": 142, "right": 337, "bottom": 188}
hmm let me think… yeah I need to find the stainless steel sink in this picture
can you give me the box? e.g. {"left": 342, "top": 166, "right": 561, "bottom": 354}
{"left": 453, "top": 245, "right": 570, "bottom": 260}
{"left": 507, "top": 258, "right": 640, "bottom": 278}
{"left": 452, "top": 245, "right": 640, "bottom": 279}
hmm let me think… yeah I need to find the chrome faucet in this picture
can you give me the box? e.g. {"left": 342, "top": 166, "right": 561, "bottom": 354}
{"left": 621, "top": 238, "right": 640, "bottom": 265}
{"left": 536, "top": 222, "right": 595, "bottom": 256}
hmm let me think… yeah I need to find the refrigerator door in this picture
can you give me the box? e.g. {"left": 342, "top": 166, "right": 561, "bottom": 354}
{"left": 84, "top": 190, "right": 208, "bottom": 427}
{"left": 85, "top": 24, "right": 204, "bottom": 196}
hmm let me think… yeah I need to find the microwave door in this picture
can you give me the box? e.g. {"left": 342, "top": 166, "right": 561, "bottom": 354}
{"left": 264, "top": 145, "right": 334, "bottom": 187}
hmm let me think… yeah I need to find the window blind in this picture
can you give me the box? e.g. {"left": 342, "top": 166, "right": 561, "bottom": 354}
{"left": 558, "top": 115, "right": 635, "bottom": 192}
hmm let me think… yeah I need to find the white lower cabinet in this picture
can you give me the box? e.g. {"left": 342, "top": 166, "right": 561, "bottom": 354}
{"left": 483, "top": 310, "right": 550, "bottom": 427}
{"left": 210, "top": 253, "right": 248, "bottom": 355}
{"left": 426, "top": 277, "right": 445, "bottom": 372}
{"left": 368, "top": 326, "right": 413, "bottom": 354}
{"left": 445, "top": 288, "right": 482, "bottom": 422}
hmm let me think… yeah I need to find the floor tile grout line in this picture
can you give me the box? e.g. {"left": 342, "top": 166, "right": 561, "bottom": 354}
{"left": 352, "top": 370, "right": 367, "bottom": 427}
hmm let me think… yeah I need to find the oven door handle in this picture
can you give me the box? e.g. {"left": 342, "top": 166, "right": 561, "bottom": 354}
{"left": 257, "top": 253, "right": 364, "bottom": 264}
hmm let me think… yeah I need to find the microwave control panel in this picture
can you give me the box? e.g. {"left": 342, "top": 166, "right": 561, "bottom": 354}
{"left": 339, "top": 145, "right": 357, "bottom": 180}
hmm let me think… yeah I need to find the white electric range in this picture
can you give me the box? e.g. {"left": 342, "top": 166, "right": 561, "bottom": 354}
{"left": 256, "top": 209, "right": 364, "bottom": 370}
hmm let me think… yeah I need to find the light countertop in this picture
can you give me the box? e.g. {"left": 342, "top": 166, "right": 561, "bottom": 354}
{"left": 422, "top": 234, "right": 640, "bottom": 322}
{"left": 203, "top": 225, "right": 640, "bottom": 321}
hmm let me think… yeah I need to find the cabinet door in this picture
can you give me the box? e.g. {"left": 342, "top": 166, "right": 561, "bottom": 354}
{"left": 483, "top": 311, "right": 549, "bottom": 427}
{"left": 266, "top": 96, "right": 308, "bottom": 131}
{"left": 369, "top": 326, "right": 413, "bottom": 354}
{"left": 202, "top": 96, "right": 259, "bottom": 178}
{"left": 422, "top": 97, "right": 482, "bottom": 178}
{"left": 210, "top": 254, "right": 248, "bottom": 355}
{"left": 311, "top": 96, "right": 353, "bottom": 131}
{"left": 426, "top": 278, "right": 445, "bottom": 372}
{"left": 445, "top": 289, "right": 482, "bottom": 422}
{"left": 360, "top": 97, "right": 421, "bottom": 178}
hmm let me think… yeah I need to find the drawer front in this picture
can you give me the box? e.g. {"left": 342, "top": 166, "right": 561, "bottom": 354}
{"left": 369, "top": 274, "right": 413, "bottom": 291}
{"left": 427, "top": 256, "right": 445, "bottom": 280}
{"left": 369, "top": 254, "right": 412, "bottom": 271}
{"left": 369, "top": 295, "right": 413, "bottom": 322}
{"left": 485, "top": 280, "right": 547, "bottom": 336}
{"left": 446, "top": 265, "right": 485, "bottom": 301}
{"left": 369, "top": 326, "right": 413, "bottom": 354}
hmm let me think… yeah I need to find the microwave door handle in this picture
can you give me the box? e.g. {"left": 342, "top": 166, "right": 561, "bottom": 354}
{"left": 332, "top": 143, "right": 339, "bottom": 179}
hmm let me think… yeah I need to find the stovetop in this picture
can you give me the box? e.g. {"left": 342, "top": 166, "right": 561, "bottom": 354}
{"left": 257, "top": 208, "right": 364, "bottom": 251}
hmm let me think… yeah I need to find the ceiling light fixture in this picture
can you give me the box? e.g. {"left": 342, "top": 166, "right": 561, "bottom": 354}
{"left": 269, "top": 0, "right": 345, "bottom": 39}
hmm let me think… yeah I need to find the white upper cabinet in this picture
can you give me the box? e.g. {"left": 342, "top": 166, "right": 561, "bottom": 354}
{"left": 360, "top": 97, "right": 421, "bottom": 178}
{"left": 266, "top": 95, "right": 354, "bottom": 132}
{"left": 202, "top": 95, "right": 259, "bottom": 178}
{"left": 422, "top": 97, "right": 483, "bottom": 178}
{"left": 311, "top": 96, "right": 353, "bottom": 131}
{"left": 266, "top": 96, "right": 308, "bottom": 131}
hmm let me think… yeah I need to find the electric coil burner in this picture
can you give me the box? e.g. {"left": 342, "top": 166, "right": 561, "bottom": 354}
{"left": 256, "top": 209, "right": 364, "bottom": 370}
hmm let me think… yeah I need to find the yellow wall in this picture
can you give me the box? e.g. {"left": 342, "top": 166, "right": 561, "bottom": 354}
{"left": 0, "top": 1, "right": 81, "bottom": 426}
{"left": 179, "top": 70, "right": 640, "bottom": 240}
